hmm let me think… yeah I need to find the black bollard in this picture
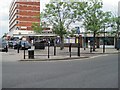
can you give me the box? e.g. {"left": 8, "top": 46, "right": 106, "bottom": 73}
{"left": 103, "top": 36, "right": 105, "bottom": 53}
{"left": 69, "top": 43, "right": 72, "bottom": 57}
{"left": 17, "top": 44, "right": 19, "bottom": 53}
{"left": 6, "top": 45, "right": 8, "bottom": 53}
{"left": 78, "top": 45, "right": 80, "bottom": 56}
{"left": 54, "top": 40, "right": 56, "bottom": 56}
{"left": 24, "top": 42, "right": 25, "bottom": 59}
{"left": 48, "top": 41, "right": 50, "bottom": 59}
{"left": 103, "top": 26, "right": 106, "bottom": 53}
{"left": 90, "top": 41, "right": 92, "bottom": 53}
{"left": 90, "top": 46, "right": 92, "bottom": 53}
{"left": 77, "top": 36, "right": 80, "bottom": 56}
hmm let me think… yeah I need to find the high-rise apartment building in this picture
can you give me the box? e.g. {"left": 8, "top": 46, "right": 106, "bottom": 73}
{"left": 9, "top": 0, "right": 40, "bottom": 37}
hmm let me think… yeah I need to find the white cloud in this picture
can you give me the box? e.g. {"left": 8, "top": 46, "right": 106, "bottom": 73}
{"left": 0, "top": 0, "right": 12, "bottom": 37}
{"left": 0, "top": 0, "right": 49, "bottom": 37}
{"left": 102, "top": 0, "right": 119, "bottom": 15}
{"left": 40, "top": 0, "right": 50, "bottom": 12}
{"left": 0, "top": 21, "right": 9, "bottom": 37}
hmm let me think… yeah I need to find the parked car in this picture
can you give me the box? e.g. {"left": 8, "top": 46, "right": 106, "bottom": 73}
{"left": 0, "top": 39, "right": 8, "bottom": 52}
{"left": 13, "top": 41, "right": 20, "bottom": 49}
{"left": 13, "top": 40, "right": 31, "bottom": 50}
{"left": 34, "top": 40, "right": 46, "bottom": 49}
{"left": 20, "top": 41, "right": 31, "bottom": 50}
{"left": 8, "top": 41, "right": 14, "bottom": 48}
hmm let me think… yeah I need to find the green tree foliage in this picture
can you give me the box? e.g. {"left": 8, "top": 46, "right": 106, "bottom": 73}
{"left": 112, "top": 16, "right": 120, "bottom": 34}
{"left": 32, "top": 22, "right": 42, "bottom": 33}
{"left": 32, "top": 13, "right": 44, "bottom": 34}
{"left": 43, "top": 2, "right": 87, "bottom": 50}
{"left": 33, "top": 0, "right": 113, "bottom": 51}
{"left": 2, "top": 33, "right": 7, "bottom": 38}
{"left": 81, "top": 0, "right": 112, "bottom": 51}
{"left": 110, "top": 15, "right": 120, "bottom": 48}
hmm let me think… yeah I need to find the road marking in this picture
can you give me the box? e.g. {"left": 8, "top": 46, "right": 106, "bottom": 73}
{"left": 89, "top": 54, "right": 109, "bottom": 59}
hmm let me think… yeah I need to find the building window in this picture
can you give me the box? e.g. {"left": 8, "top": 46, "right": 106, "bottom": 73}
{"left": 16, "top": 27, "right": 19, "bottom": 30}
{"left": 16, "top": 15, "right": 19, "bottom": 18}
{"left": 16, "top": 4, "right": 19, "bottom": 7}
{"left": 16, "top": 21, "right": 19, "bottom": 24}
{"left": 16, "top": 9, "right": 19, "bottom": 13}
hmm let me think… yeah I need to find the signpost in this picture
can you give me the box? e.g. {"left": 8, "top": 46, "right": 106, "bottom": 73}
{"left": 75, "top": 27, "right": 80, "bottom": 57}
{"left": 69, "top": 43, "right": 72, "bottom": 57}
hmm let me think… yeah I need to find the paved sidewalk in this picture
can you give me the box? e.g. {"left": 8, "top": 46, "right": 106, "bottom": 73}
{"left": 1, "top": 46, "right": 119, "bottom": 62}
{"left": 1, "top": 49, "right": 24, "bottom": 62}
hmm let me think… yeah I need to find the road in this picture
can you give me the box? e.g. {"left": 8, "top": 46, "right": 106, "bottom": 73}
{"left": 2, "top": 54, "right": 118, "bottom": 88}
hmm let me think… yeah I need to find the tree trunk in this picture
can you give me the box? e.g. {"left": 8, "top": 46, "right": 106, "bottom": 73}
{"left": 93, "top": 32, "right": 96, "bottom": 51}
{"left": 60, "top": 36, "right": 64, "bottom": 50}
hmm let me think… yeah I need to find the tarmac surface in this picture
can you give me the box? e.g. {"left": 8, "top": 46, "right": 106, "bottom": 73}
{"left": 2, "top": 54, "right": 118, "bottom": 88}
{"left": 1, "top": 45, "right": 119, "bottom": 88}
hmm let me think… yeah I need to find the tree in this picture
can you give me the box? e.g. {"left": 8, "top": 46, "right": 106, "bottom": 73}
{"left": 110, "top": 16, "right": 120, "bottom": 48}
{"left": 32, "top": 13, "right": 44, "bottom": 34}
{"left": 2, "top": 33, "right": 7, "bottom": 38}
{"left": 81, "top": 0, "right": 112, "bottom": 51}
{"left": 42, "top": 2, "right": 88, "bottom": 50}
{"left": 43, "top": 2, "right": 71, "bottom": 50}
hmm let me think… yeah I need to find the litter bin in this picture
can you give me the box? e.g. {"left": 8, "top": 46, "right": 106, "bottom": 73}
{"left": 28, "top": 49, "right": 34, "bottom": 59}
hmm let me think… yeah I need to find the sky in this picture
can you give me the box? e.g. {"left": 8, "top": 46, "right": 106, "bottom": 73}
{"left": 0, "top": 0, "right": 120, "bottom": 37}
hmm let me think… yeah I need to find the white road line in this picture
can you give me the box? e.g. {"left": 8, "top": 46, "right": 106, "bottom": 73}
{"left": 89, "top": 54, "right": 109, "bottom": 59}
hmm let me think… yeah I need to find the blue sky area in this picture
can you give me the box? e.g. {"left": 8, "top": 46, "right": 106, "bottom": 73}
{"left": 0, "top": 0, "right": 119, "bottom": 37}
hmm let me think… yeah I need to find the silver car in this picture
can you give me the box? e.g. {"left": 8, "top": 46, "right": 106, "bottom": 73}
{"left": 0, "top": 39, "right": 8, "bottom": 52}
